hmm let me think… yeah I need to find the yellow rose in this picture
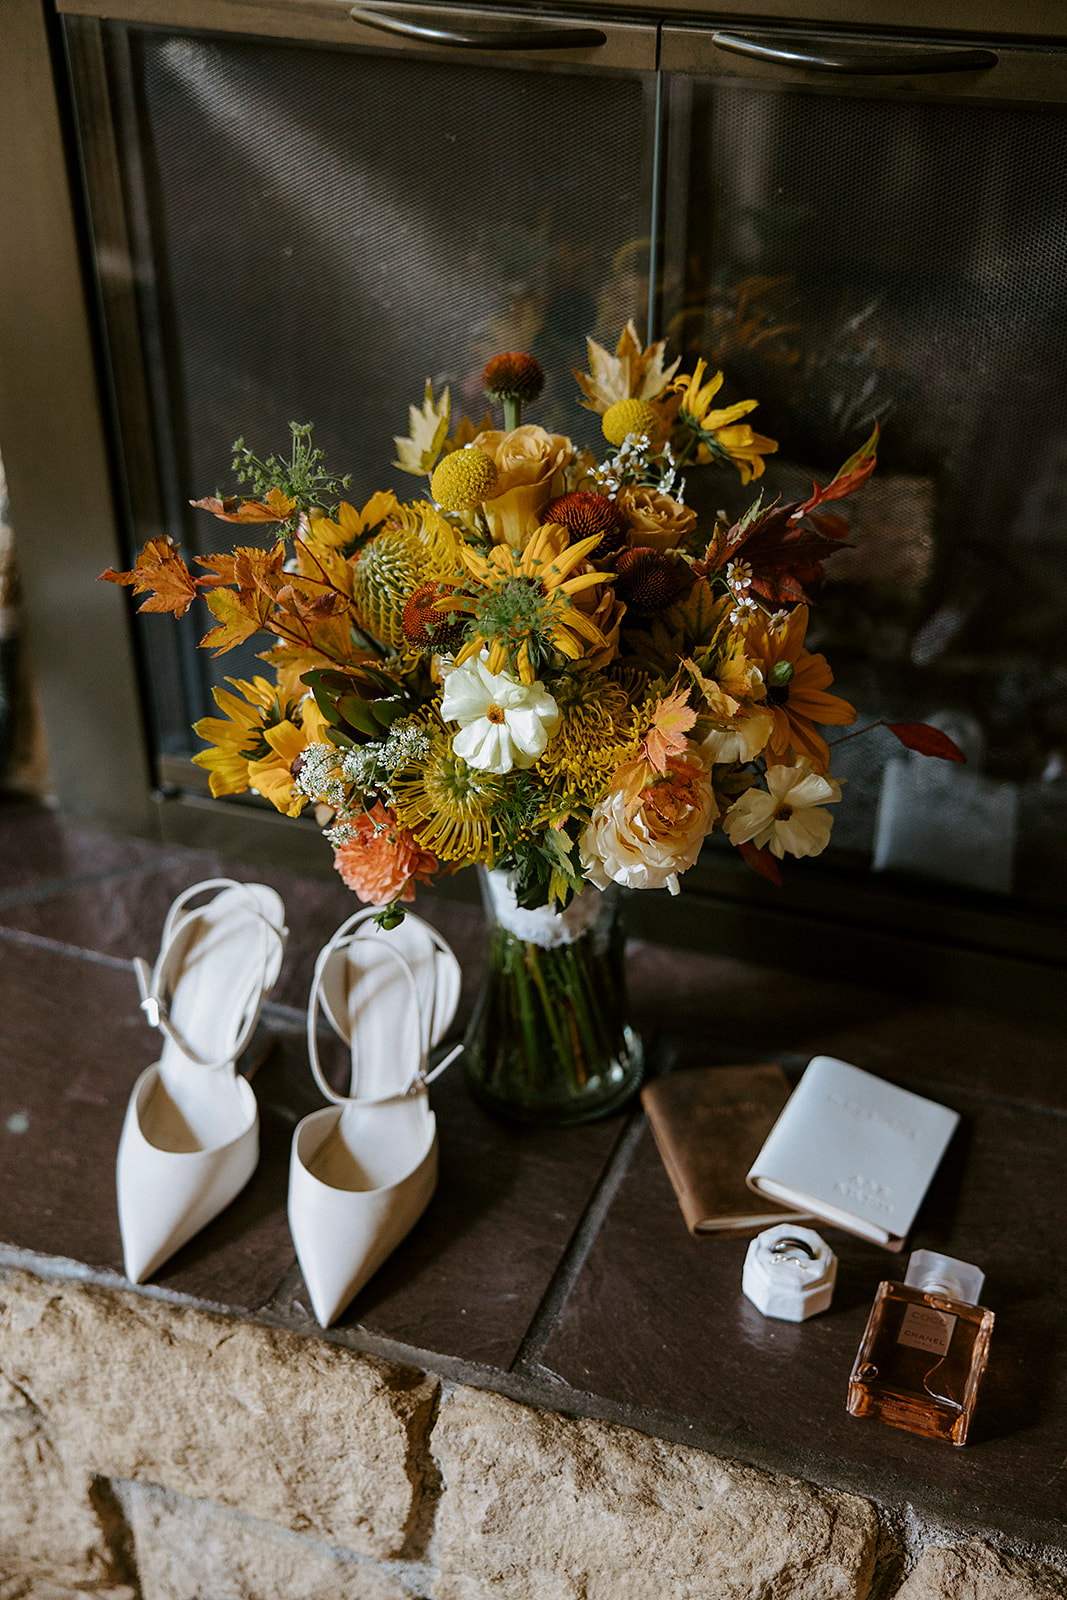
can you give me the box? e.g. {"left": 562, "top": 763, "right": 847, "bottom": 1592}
{"left": 570, "top": 571, "right": 625, "bottom": 673}
{"left": 615, "top": 486, "right": 697, "bottom": 553}
{"left": 473, "top": 425, "right": 573, "bottom": 549}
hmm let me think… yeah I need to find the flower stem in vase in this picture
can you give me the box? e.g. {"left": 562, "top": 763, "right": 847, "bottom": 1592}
{"left": 464, "top": 868, "right": 644, "bottom": 1125}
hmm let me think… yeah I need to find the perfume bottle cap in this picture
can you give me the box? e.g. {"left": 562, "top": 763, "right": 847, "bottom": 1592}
{"left": 743, "top": 1224, "right": 837, "bottom": 1321}
{"left": 904, "top": 1248, "right": 985, "bottom": 1304}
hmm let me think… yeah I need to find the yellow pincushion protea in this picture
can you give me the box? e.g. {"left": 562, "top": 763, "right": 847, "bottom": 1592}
{"left": 445, "top": 524, "right": 615, "bottom": 684}
{"left": 350, "top": 502, "right": 461, "bottom": 649}
{"left": 602, "top": 397, "right": 659, "bottom": 446}
{"left": 430, "top": 445, "right": 498, "bottom": 510}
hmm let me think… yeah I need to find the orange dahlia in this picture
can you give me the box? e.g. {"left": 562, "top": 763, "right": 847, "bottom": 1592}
{"left": 333, "top": 801, "right": 438, "bottom": 904}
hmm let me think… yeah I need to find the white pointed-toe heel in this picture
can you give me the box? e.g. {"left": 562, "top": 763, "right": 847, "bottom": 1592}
{"left": 116, "top": 878, "right": 288, "bottom": 1283}
{"left": 289, "top": 909, "right": 463, "bottom": 1328}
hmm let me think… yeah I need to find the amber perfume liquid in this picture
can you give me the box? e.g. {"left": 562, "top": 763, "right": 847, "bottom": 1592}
{"left": 847, "top": 1276, "right": 994, "bottom": 1446}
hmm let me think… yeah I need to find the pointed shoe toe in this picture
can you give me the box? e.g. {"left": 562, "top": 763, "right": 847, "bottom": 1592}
{"left": 115, "top": 878, "right": 287, "bottom": 1282}
{"left": 117, "top": 1065, "right": 259, "bottom": 1283}
{"left": 289, "top": 1101, "right": 438, "bottom": 1326}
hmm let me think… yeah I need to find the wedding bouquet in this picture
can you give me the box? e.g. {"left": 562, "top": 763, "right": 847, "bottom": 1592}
{"left": 108, "top": 323, "right": 956, "bottom": 926}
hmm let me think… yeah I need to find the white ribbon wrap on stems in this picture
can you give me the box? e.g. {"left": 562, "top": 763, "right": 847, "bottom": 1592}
{"left": 482, "top": 867, "right": 606, "bottom": 948}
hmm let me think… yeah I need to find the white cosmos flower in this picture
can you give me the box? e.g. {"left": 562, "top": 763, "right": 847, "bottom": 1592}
{"left": 723, "top": 759, "right": 843, "bottom": 859}
{"left": 440, "top": 654, "right": 559, "bottom": 775}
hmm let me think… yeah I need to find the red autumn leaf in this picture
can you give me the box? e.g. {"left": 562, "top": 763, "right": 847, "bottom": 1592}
{"left": 793, "top": 424, "right": 878, "bottom": 521}
{"left": 738, "top": 840, "right": 783, "bottom": 885}
{"left": 885, "top": 722, "right": 966, "bottom": 762}
{"left": 100, "top": 537, "right": 204, "bottom": 617}
{"left": 724, "top": 502, "right": 850, "bottom": 605}
{"left": 189, "top": 488, "right": 297, "bottom": 524}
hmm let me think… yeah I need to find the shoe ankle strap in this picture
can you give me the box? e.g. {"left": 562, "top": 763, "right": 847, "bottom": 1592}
{"left": 136, "top": 878, "right": 287, "bottom": 1070}
{"left": 307, "top": 910, "right": 463, "bottom": 1106}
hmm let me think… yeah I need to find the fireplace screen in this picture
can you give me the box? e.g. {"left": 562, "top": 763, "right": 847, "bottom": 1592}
{"left": 56, "top": 2, "right": 1067, "bottom": 945}
{"left": 658, "top": 63, "right": 1067, "bottom": 911}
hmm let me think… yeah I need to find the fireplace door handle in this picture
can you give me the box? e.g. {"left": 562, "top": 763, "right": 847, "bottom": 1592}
{"left": 710, "top": 33, "right": 999, "bottom": 76}
{"left": 349, "top": 6, "right": 607, "bottom": 50}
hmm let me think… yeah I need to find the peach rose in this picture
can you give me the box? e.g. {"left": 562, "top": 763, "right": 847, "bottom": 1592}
{"left": 580, "top": 755, "right": 716, "bottom": 894}
{"left": 615, "top": 486, "right": 697, "bottom": 553}
{"left": 333, "top": 801, "right": 438, "bottom": 904}
{"left": 473, "top": 425, "right": 573, "bottom": 548}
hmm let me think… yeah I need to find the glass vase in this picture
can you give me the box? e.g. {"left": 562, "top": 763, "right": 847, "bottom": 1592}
{"left": 463, "top": 867, "right": 644, "bottom": 1125}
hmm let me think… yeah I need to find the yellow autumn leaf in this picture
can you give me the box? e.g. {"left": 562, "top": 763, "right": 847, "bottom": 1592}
{"left": 393, "top": 380, "right": 451, "bottom": 476}
{"left": 573, "top": 320, "right": 681, "bottom": 415}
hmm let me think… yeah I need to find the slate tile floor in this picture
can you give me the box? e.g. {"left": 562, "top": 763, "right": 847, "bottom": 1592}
{"left": 1, "top": 797, "right": 1064, "bottom": 1551}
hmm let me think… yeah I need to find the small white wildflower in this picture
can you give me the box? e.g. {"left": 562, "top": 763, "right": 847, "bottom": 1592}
{"left": 726, "top": 559, "right": 753, "bottom": 594}
{"left": 729, "top": 596, "right": 760, "bottom": 628}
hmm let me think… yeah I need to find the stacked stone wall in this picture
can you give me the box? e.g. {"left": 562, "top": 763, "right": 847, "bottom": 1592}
{"left": 1, "top": 1272, "right": 1063, "bottom": 1600}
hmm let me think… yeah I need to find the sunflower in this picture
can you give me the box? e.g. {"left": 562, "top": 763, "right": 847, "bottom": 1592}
{"left": 445, "top": 524, "right": 613, "bottom": 684}
{"left": 671, "top": 359, "right": 777, "bottom": 483}
{"left": 744, "top": 606, "right": 856, "bottom": 771}
{"left": 192, "top": 676, "right": 280, "bottom": 799}
{"left": 391, "top": 724, "right": 505, "bottom": 863}
{"left": 192, "top": 676, "right": 334, "bottom": 814}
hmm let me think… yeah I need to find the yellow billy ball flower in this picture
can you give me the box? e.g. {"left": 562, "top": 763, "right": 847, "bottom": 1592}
{"left": 431, "top": 446, "right": 499, "bottom": 511}
{"left": 602, "top": 398, "right": 658, "bottom": 446}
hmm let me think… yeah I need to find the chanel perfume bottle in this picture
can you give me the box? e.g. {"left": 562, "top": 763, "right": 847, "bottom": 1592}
{"left": 847, "top": 1250, "right": 994, "bottom": 1445}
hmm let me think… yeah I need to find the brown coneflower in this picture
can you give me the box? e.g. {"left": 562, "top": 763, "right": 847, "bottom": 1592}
{"left": 482, "top": 352, "right": 545, "bottom": 430}
{"left": 401, "top": 581, "right": 468, "bottom": 653}
{"left": 614, "top": 548, "right": 695, "bottom": 614}
{"left": 542, "top": 491, "right": 625, "bottom": 562}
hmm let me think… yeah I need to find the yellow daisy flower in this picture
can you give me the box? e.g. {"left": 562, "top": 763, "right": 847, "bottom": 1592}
{"left": 672, "top": 359, "right": 777, "bottom": 483}
{"left": 446, "top": 524, "right": 613, "bottom": 685}
{"left": 192, "top": 676, "right": 278, "bottom": 799}
{"left": 192, "top": 676, "right": 331, "bottom": 813}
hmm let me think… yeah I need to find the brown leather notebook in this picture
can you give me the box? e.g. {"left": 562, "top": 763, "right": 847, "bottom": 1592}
{"left": 642, "top": 1063, "right": 813, "bottom": 1236}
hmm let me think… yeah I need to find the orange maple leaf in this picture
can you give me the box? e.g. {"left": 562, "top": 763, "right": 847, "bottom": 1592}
{"left": 189, "top": 488, "right": 298, "bottom": 524}
{"left": 640, "top": 686, "right": 697, "bottom": 774}
{"left": 199, "top": 585, "right": 276, "bottom": 655}
{"left": 100, "top": 537, "right": 204, "bottom": 618}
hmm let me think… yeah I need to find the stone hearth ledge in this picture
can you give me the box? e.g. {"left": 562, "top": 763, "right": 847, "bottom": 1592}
{"left": 1, "top": 1272, "right": 1065, "bottom": 1600}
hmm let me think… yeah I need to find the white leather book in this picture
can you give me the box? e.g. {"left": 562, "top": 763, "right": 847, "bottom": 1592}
{"left": 745, "top": 1056, "right": 960, "bottom": 1251}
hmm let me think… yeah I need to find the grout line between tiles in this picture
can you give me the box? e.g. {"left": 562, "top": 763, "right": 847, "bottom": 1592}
{"left": 0, "top": 924, "right": 139, "bottom": 971}
{"left": 0, "top": 851, "right": 192, "bottom": 912}
{"left": 509, "top": 1108, "right": 649, "bottom": 1375}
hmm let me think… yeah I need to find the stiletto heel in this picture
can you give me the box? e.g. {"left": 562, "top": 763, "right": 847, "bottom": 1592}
{"left": 289, "top": 910, "right": 462, "bottom": 1327}
{"left": 116, "top": 878, "right": 287, "bottom": 1282}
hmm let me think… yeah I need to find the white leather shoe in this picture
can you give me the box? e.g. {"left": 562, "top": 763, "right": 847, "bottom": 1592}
{"left": 116, "top": 878, "right": 287, "bottom": 1282}
{"left": 289, "top": 909, "right": 462, "bottom": 1328}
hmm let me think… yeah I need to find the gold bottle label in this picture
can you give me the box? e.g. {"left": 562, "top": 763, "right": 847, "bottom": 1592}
{"left": 897, "top": 1302, "right": 956, "bottom": 1356}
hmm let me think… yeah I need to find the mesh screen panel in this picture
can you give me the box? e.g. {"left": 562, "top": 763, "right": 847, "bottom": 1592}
{"left": 667, "top": 80, "right": 1067, "bottom": 904}
{"left": 120, "top": 28, "right": 651, "bottom": 717}
{"left": 87, "top": 21, "right": 1067, "bottom": 909}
